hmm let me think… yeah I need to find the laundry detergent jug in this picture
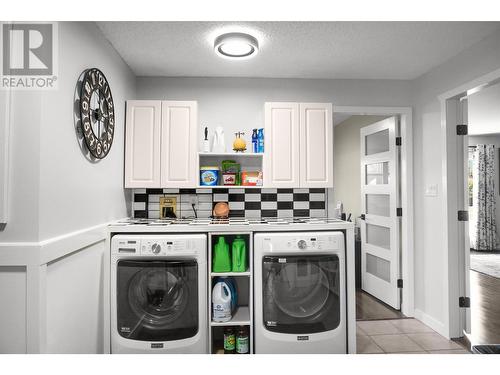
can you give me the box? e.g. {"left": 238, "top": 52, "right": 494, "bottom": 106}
{"left": 231, "top": 236, "right": 247, "bottom": 272}
{"left": 212, "top": 278, "right": 237, "bottom": 322}
{"left": 212, "top": 236, "right": 231, "bottom": 272}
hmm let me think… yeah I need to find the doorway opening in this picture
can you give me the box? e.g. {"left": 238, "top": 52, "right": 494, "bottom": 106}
{"left": 332, "top": 107, "right": 414, "bottom": 322}
{"left": 444, "top": 81, "right": 500, "bottom": 347}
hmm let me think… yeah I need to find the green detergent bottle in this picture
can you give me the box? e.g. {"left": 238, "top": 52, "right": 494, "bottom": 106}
{"left": 213, "top": 236, "right": 231, "bottom": 272}
{"left": 231, "top": 236, "right": 247, "bottom": 272}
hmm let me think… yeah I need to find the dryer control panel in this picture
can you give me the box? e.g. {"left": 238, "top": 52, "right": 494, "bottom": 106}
{"left": 255, "top": 231, "right": 343, "bottom": 253}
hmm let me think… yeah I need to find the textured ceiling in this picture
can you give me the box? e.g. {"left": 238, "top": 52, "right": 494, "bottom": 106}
{"left": 96, "top": 22, "right": 499, "bottom": 79}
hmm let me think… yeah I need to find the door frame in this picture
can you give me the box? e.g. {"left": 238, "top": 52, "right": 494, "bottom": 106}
{"left": 332, "top": 105, "right": 414, "bottom": 317}
{"left": 439, "top": 67, "right": 500, "bottom": 339}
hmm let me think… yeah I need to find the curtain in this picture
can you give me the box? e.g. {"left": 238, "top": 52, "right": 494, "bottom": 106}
{"left": 471, "top": 144, "right": 497, "bottom": 251}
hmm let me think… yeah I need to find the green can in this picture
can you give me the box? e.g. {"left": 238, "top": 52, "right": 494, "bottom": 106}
{"left": 236, "top": 326, "right": 249, "bottom": 354}
{"left": 224, "top": 327, "right": 235, "bottom": 354}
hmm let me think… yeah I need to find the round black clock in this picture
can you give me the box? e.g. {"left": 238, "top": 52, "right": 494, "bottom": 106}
{"left": 79, "top": 68, "right": 115, "bottom": 159}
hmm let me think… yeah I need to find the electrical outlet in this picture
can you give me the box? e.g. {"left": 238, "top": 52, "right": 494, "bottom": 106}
{"left": 159, "top": 196, "right": 177, "bottom": 218}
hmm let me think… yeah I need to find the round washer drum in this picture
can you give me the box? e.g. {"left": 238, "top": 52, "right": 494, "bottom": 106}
{"left": 117, "top": 259, "right": 199, "bottom": 342}
{"left": 128, "top": 267, "right": 190, "bottom": 328}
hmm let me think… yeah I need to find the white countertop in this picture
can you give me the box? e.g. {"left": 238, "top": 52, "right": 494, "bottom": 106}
{"left": 108, "top": 217, "right": 354, "bottom": 233}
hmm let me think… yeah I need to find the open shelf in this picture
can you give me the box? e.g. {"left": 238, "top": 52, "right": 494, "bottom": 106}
{"left": 208, "top": 232, "right": 253, "bottom": 354}
{"left": 199, "top": 152, "right": 263, "bottom": 188}
{"left": 211, "top": 271, "right": 251, "bottom": 277}
{"left": 196, "top": 185, "right": 262, "bottom": 189}
{"left": 211, "top": 306, "right": 250, "bottom": 326}
{"left": 198, "top": 152, "right": 263, "bottom": 157}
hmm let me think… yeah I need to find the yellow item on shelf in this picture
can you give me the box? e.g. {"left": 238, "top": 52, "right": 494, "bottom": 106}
{"left": 233, "top": 132, "right": 246, "bottom": 152}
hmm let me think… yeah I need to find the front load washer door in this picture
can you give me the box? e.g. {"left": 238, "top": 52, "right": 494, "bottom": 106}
{"left": 117, "top": 259, "right": 198, "bottom": 341}
{"left": 262, "top": 255, "right": 340, "bottom": 334}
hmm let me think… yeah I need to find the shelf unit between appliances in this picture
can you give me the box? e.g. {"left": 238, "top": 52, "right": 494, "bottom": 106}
{"left": 208, "top": 232, "right": 253, "bottom": 354}
{"left": 198, "top": 152, "right": 263, "bottom": 189}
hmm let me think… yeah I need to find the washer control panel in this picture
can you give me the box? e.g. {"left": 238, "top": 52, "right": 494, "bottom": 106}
{"left": 112, "top": 235, "right": 206, "bottom": 257}
{"left": 141, "top": 238, "right": 192, "bottom": 255}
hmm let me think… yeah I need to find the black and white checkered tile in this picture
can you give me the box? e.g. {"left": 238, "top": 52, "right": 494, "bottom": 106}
{"left": 133, "top": 188, "right": 327, "bottom": 219}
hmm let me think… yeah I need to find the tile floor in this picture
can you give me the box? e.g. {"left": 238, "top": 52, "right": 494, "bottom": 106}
{"left": 357, "top": 319, "right": 470, "bottom": 354}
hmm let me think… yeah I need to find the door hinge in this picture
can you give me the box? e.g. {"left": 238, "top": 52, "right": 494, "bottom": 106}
{"left": 397, "top": 279, "right": 403, "bottom": 288}
{"left": 459, "top": 296, "right": 470, "bottom": 308}
{"left": 360, "top": 214, "right": 365, "bottom": 220}
{"left": 456, "top": 124, "right": 468, "bottom": 135}
{"left": 396, "top": 207, "right": 402, "bottom": 217}
{"left": 458, "top": 210, "right": 469, "bottom": 221}
{"left": 395, "top": 137, "right": 402, "bottom": 146}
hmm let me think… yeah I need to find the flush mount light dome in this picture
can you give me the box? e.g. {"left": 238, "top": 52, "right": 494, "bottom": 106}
{"left": 214, "top": 32, "right": 259, "bottom": 59}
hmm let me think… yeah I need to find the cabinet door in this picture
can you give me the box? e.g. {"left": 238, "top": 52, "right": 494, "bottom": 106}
{"left": 299, "top": 103, "right": 333, "bottom": 188}
{"left": 124, "top": 100, "right": 161, "bottom": 188}
{"left": 160, "top": 101, "right": 197, "bottom": 188}
{"left": 264, "top": 102, "right": 300, "bottom": 188}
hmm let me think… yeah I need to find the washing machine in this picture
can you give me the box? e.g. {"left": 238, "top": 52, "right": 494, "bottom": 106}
{"left": 254, "top": 231, "right": 346, "bottom": 354}
{"left": 110, "top": 234, "right": 207, "bottom": 353}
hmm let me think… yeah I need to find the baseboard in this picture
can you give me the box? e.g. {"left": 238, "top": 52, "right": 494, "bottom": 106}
{"left": 414, "top": 308, "right": 448, "bottom": 338}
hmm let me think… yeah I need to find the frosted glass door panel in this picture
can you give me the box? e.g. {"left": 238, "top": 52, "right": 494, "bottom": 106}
{"left": 366, "top": 162, "right": 389, "bottom": 185}
{"left": 366, "top": 194, "right": 390, "bottom": 217}
{"left": 366, "top": 223, "right": 390, "bottom": 250}
{"left": 365, "top": 129, "right": 389, "bottom": 155}
{"left": 366, "top": 254, "right": 390, "bottom": 283}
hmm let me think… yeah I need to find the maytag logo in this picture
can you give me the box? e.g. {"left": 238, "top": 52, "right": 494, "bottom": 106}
{"left": 0, "top": 22, "right": 58, "bottom": 90}
{"left": 297, "top": 336, "right": 309, "bottom": 341}
{"left": 151, "top": 343, "right": 164, "bottom": 349}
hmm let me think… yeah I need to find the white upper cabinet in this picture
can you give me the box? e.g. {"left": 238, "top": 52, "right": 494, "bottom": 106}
{"left": 161, "top": 101, "right": 197, "bottom": 187}
{"left": 124, "top": 100, "right": 197, "bottom": 188}
{"left": 299, "top": 103, "right": 333, "bottom": 188}
{"left": 264, "top": 102, "right": 333, "bottom": 188}
{"left": 264, "top": 102, "right": 300, "bottom": 188}
{"left": 124, "top": 100, "right": 161, "bottom": 188}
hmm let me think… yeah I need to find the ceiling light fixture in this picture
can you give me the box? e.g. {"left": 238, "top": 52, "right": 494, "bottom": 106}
{"left": 214, "top": 32, "right": 259, "bottom": 59}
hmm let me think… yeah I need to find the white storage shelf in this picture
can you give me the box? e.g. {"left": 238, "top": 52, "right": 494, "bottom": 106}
{"left": 208, "top": 232, "right": 253, "bottom": 354}
{"left": 199, "top": 152, "right": 263, "bottom": 157}
{"left": 199, "top": 152, "right": 264, "bottom": 189}
{"left": 211, "top": 270, "right": 251, "bottom": 277}
{"left": 210, "top": 306, "right": 251, "bottom": 326}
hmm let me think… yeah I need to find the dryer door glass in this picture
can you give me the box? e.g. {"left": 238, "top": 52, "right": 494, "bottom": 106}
{"left": 262, "top": 255, "right": 340, "bottom": 334}
{"left": 117, "top": 259, "right": 198, "bottom": 341}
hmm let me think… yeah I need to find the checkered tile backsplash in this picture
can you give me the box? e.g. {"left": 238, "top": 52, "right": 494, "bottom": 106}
{"left": 133, "top": 188, "right": 328, "bottom": 219}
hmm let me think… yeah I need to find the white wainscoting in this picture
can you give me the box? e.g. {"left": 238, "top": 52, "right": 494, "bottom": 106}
{"left": 0, "top": 220, "right": 117, "bottom": 353}
{"left": 0, "top": 266, "right": 27, "bottom": 353}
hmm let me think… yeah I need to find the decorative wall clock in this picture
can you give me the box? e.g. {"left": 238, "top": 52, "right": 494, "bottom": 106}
{"left": 79, "top": 68, "right": 115, "bottom": 159}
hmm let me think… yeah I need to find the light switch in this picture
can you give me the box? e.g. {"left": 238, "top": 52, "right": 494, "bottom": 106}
{"left": 425, "top": 184, "right": 438, "bottom": 197}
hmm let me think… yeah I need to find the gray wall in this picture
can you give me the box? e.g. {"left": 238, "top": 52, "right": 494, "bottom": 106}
{"left": 0, "top": 21, "right": 136, "bottom": 353}
{"left": 0, "top": 22, "right": 136, "bottom": 242}
{"left": 468, "top": 83, "right": 500, "bottom": 135}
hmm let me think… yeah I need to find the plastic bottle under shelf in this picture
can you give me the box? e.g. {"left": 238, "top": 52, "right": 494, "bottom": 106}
{"left": 212, "top": 279, "right": 233, "bottom": 322}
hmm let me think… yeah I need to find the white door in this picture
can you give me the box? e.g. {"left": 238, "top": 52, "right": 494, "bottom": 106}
{"left": 124, "top": 100, "right": 161, "bottom": 188}
{"left": 299, "top": 103, "right": 333, "bottom": 188}
{"left": 360, "top": 117, "right": 401, "bottom": 309}
{"left": 264, "top": 102, "right": 300, "bottom": 188}
{"left": 160, "top": 101, "right": 197, "bottom": 188}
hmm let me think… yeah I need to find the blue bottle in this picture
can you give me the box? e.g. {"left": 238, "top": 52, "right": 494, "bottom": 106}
{"left": 257, "top": 128, "right": 264, "bottom": 153}
{"left": 252, "top": 129, "right": 258, "bottom": 153}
